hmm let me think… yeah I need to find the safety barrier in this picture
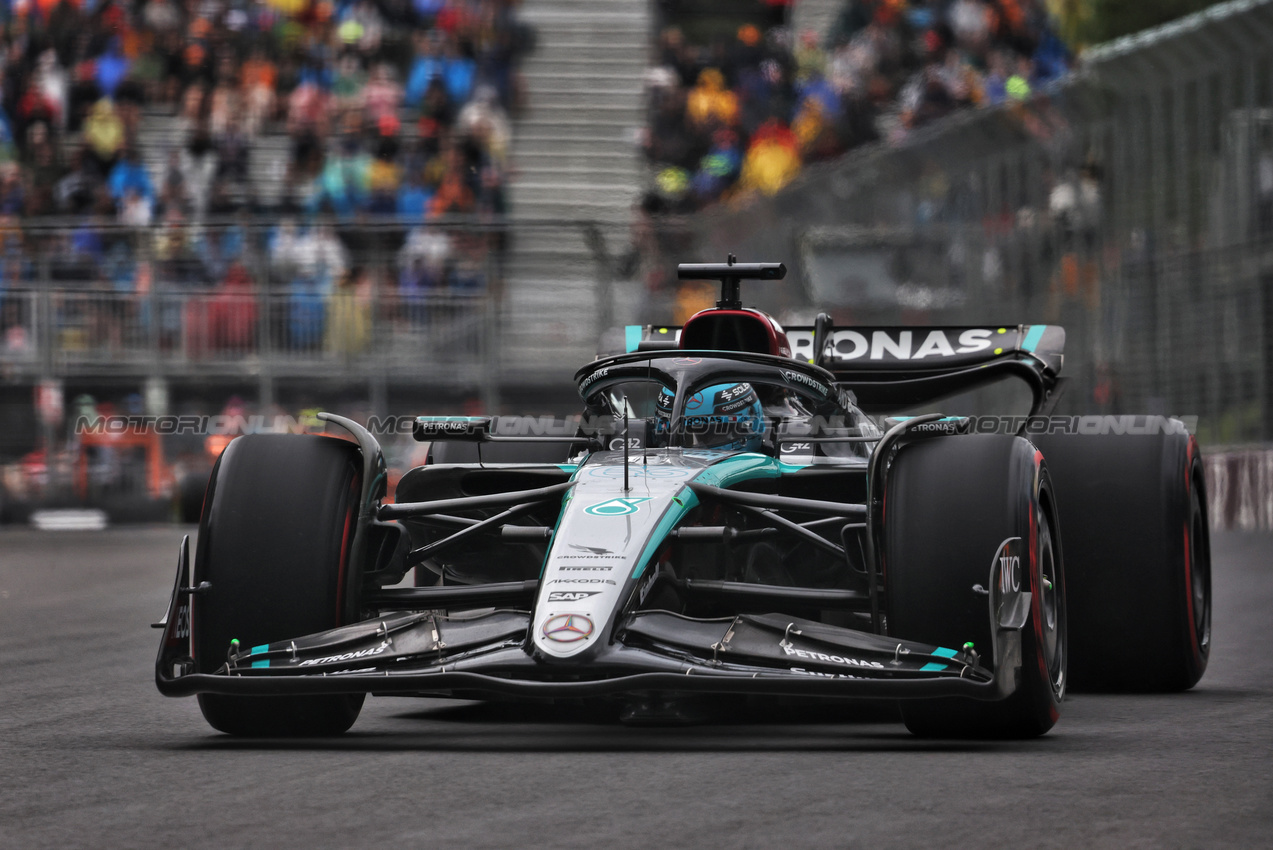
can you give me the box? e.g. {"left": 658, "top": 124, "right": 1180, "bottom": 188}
{"left": 1205, "top": 448, "right": 1273, "bottom": 531}
{"left": 28, "top": 289, "right": 490, "bottom": 380}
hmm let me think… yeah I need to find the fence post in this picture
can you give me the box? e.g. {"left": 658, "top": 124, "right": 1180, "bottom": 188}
{"left": 35, "top": 245, "right": 55, "bottom": 460}
{"left": 251, "top": 225, "right": 274, "bottom": 411}
{"left": 480, "top": 221, "right": 501, "bottom": 413}
{"left": 370, "top": 268, "right": 388, "bottom": 420}
{"left": 141, "top": 227, "right": 162, "bottom": 397}
{"left": 36, "top": 255, "right": 53, "bottom": 381}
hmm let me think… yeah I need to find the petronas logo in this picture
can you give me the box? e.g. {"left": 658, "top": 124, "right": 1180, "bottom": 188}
{"left": 584, "top": 498, "right": 650, "bottom": 516}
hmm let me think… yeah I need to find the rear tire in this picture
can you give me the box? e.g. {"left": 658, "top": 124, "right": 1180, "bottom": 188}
{"left": 885, "top": 435, "right": 1067, "bottom": 738}
{"left": 1031, "top": 428, "right": 1210, "bottom": 691}
{"left": 194, "top": 434, "right": 366, "bottom": 736}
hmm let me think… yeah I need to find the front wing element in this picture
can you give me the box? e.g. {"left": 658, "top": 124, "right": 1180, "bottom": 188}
{"left": 155, "top": 540, "right": 1029, "bottom": 703}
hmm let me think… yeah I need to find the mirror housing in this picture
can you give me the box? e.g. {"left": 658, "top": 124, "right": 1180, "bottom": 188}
{"left": 413, "top": 416, "right": 493, "bottom": 442}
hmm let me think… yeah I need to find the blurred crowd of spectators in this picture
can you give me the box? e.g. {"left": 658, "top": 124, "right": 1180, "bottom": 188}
{"left": 0, "top": 0, "right": 533, "bottom": 324}
{"left": 642, "top": 0, "right": 1070, "bottom": 211}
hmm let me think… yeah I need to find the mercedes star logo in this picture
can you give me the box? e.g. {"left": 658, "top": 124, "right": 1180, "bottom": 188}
{"left": 542, "top": 614, "right": 595, "bottom": 643}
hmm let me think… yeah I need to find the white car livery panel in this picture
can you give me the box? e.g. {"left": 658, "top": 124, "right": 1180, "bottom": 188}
{"left": 532, "top": 449, "right": 782, "bottom": 659}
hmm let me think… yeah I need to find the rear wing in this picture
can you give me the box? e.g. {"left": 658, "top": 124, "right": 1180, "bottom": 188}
{"left": 605, "top": 324, "right": 1066, "bottom": 414}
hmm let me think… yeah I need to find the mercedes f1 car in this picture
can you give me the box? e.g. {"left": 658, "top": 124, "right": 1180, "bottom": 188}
{"left": 155, "top": 260, "right": 1211, "bottom": 738}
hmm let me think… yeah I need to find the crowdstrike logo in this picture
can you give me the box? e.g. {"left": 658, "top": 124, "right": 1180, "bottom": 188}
{"left": 578, "top": 368, "right": 610, "bottom": 394}
{"left": 779, "top": 370, "right": 830, "bottom": 396}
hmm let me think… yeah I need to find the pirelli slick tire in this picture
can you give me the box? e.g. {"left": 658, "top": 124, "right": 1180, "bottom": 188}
{"left": 885, "top": 435, "right": 1067, "bottom": 739}
{"left": 1031, "top": 427, "right": 1210, "bottom": 691}
{"left": 194, "top": 434, "right": 365, "bottom": 736}
{"left": 178, "top": 470, "right": 208, "bottom": 525}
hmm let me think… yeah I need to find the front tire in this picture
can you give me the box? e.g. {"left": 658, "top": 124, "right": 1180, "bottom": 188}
{"left": 885, "top": 435, "right": 1067, "bottom": 738}
{"left": 1031, "top": 428, "right": 1210, "bottom": 691}
{"left": 194, "top": 434, "right": 366, "bottom": 736}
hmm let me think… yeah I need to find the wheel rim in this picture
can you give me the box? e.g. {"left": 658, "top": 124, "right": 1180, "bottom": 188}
{"left": 1037, "top": 503, "right": 1066, "bottom": 699}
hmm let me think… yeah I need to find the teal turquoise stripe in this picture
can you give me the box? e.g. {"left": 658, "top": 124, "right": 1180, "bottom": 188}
{"left": 920, "top": 662, "right": 947, "bottom": 672}
{"left": 632, "top": 490, "right": 699, "bottom": 579}
{"left": 625, "top": 325, "right": 642, "bottom": 353}
{"left": 693, "top": 453, "right": 782, "bottom": 488}
{"left": 250, "top": 643, "right": 269, "bottom": 655}
{"left": 251, "top": 660, "right": 270, "bottom": 668}
{"left": 777, "top": 460, "right": 810, "bottom": 474}
{"left": 538, "top": 470, "right": 579, "bottom": 577}
{"left": 1021, "top": 325, "right": 1046, "bottom": 352}
{"left": 932, "top": 646, "right": 959, "bottom": 658}
{"left": 633, "top": 455, "right": 797, "bottom": 578}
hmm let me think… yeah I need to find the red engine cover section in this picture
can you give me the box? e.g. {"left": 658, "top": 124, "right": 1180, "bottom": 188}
{"left": 679, "top": 308, "right": 793, "bottom": 358}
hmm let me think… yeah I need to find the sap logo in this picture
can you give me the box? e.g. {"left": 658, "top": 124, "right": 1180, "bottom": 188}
{"left": 547, "top": 591, "right": 600, "bottom": 602}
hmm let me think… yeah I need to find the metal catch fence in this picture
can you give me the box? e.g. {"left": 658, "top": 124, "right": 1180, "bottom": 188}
{"left": 681, "top": 0, "right": 1273, "bottom": 445}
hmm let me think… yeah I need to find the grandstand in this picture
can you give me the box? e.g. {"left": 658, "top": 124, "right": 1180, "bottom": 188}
{"left": 7, "top": 0, "right": 1270, "bottom": 510}
{"left": 498, "top": 0, "right": 647, "bottom": 379}
{"left": 0, "top": 0, "right": 1076, "bottom": 408}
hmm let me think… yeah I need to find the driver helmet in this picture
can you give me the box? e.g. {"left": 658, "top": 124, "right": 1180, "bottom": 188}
{"left": 655, "top": 382, "right": 766, "bottom": 452}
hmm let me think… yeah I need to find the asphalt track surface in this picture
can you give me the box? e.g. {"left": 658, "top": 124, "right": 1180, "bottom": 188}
{"left": 1, "top": 528, "right": 1270, "bottom": 849}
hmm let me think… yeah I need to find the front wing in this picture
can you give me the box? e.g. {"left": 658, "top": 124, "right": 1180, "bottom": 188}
{"left": 155, "top": 539, "right": 1032, "bottom": 703}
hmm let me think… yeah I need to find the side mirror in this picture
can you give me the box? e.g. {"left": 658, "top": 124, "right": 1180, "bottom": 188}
{"left": 812, "top": 312, "right": 834, "bottom": 368}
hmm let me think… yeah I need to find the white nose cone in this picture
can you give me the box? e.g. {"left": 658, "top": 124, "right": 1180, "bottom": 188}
{"left": 532, "top": 455, "right": 694, "bottom": 658}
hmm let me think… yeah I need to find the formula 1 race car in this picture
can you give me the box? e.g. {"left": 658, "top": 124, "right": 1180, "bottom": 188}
{"left": 155, "top": 260, "right": 1211, "bottom": 738}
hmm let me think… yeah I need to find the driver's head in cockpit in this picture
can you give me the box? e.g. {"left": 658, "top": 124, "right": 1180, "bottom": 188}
{"left": 654, "top": 382, "right": 766, "bottom": 452}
